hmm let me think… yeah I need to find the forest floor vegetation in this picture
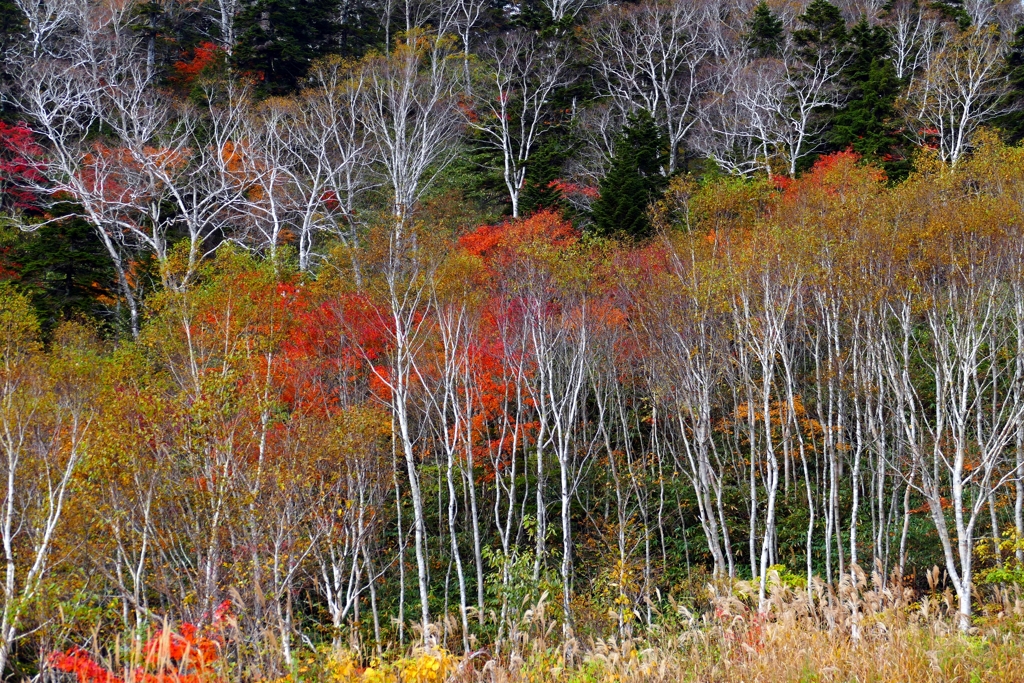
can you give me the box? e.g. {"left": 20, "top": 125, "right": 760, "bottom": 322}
{"left": 48, "top": 567, "right": 1024, "bottom": 683}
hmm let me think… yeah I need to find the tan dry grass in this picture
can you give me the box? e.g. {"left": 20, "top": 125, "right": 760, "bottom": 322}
{"left": 450, "top": 566, "right": 1024, "bottom": 683}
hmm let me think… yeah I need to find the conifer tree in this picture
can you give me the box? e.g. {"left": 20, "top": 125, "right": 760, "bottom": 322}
{"left": 793, "top": 0, "right": 847, "bottom": 60}
{"left": 746, "top": 2, "right": 785, "bottom": 59}
{"left": 519, "top": 134, "right": 567, "bottom": 216}
{"left": 0, "top": 0, "right": 24, "bottom": 97}
{"left": 234, "top": 0, "right": 342, "bottom": 94}
{"left": 335, "top": 0, "right": 387, "bottom": 59}
{"left": 831, "top": 19, "right": 907, "bottom": 178}
{"left": 590, "top": 110, "right": 668, "bottom": 239}
{"left": 787, "top": 0, "right": 847, "bottom": 173}
{"left": 997, "top": 24, "right": 1024, "bottom": 145}
{"left": 10, "top": 216, "right": 114, "bottom": 332}
{"left": 0, "top": 0, "right": 21, "bottom": 47}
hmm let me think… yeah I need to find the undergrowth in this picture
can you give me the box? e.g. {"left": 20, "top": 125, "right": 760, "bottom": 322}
{"left": 46, "top": 565, "right": 1024, "bottom": 683}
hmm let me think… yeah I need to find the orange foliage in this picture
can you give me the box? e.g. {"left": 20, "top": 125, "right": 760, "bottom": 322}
{"left": 459, "top": 209, "right": 578, "bottom": 263}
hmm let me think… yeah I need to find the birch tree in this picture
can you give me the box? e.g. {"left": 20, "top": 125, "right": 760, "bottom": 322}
{"left": 904, "top": 26, "right": 1010, "bottom": 165}
{"left": 471, "top": 31, "right": 569, "bottom": 218}
{"left": 362, "top": 31, "right": 463, "bottom": 233}
{"left": 0, "top": 296, "right": 94, "bottom": 676}
{"left": 587, "top": 0, "right": 719, "bottom": 173}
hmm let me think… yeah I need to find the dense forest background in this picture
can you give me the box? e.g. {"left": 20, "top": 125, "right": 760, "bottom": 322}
{"left": 4, "top": 0, "right": 1024, "bottom": 681}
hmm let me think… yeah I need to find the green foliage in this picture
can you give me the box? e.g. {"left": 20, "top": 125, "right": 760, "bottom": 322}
{"left": 976, "top": 530, "right": 1024, "bottom": 587}
{"left": 432, "top": 138, "right": 511, "bottom": 222}
{"left": 590, "top": 110, "right": 669, "bottom": 239}
{"left": 980, "top": 565, "right": 1024, "bottom": 587}
{"left": 746, "top": 2, "right": 785, "bottom": 59}
{"left": 766, "top": 564, "right": 807, "bottom": 590}
{"left": 484, "top": 543, "right": 561, "bottom": 620}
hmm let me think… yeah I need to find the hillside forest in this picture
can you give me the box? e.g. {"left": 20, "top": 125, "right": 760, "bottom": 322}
{"left": 5, "top": 0, "right": 1024, "bottom": 681}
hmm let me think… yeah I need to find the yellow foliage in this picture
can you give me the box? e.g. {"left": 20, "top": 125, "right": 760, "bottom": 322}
{"left": 361, "top": 666, "right": 388, "bottom": 683}
{"left": 397, "top": 649, "right": 456, "bottom": 683}
{"left": 322, "top": 648, "right": 455, "bottom": 683}
{"left": 325, "top": 651, "right": 359, "bottom": 683}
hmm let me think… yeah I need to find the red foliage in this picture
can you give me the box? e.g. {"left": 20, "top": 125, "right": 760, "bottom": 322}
{"left": 771, "top": 174, "right": 793, "bottom": 192}
{"left": 278, "top": 289, "right": 393, "bottom": 411}
{"left": 48, "top": 602, "right": 232, "bottom": 683}
{"left": 171, "top": 42, "right": 225, "bottom": 89}
{"left": 0, "top": 246, "right": 20, "bottom": 281}
{"left": 801, "top": 150, "right": 884, "bottom": 188}
{"left": 0, "top": 121, "right": 46, "bottom": 213}
{"left": 548, "top": 179, "right": 599, "bottom": 201}
{"left": 452, "top": 210, "right": 589, "bottom": 473}
{"left": 49, "top": 648, "right": 121, "bottom": 683}
{"left": 779, "top": 149, "right": 886, "bottom": 208}
{"left": 320, "top": 190, "right": 341, "bottom": 212}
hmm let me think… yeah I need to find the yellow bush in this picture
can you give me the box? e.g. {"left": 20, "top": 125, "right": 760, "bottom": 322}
{"left": 398, "top": 649, "right": 456, "bottom": 683}
{"left": 325, "top": 649, "right": 360, "bottom": 683}
{"left": 361, "top": 665, "right": 388, "bottom": 683}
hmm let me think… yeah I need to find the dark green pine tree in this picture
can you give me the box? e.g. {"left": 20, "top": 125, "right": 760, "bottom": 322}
{"left": 931, "top": 1, "right": 971, "bottom": 31}
{"left": 9, "top": 214, "right": 115, "bottom": 333}
{"left": 590, "top": 110, "right": 669, "bottom": 240}
{"left": 996, "top": 24, "right": 1024, "bottom": 145}
{"left": 334, "top": 0, "right": 387, "bottom": 59}
{"left": 830, "top": 19, "right": 909, "bottom": 179}
{"left": 511, "top": 0, "right": 582, "bottom": 36}
{"left": 746, "top": 2, "right": 785, "bottom": 58}
{"left": 0, "top": 0, "right": 22, "bottom": 46}
{"left": 793, "top": 0, "right": 847, "bottom": 61}
{"left": 519, "top": 133, "right": 567, "bottom": 216}
{"left": 0, "top": 0, "right": 24, "bottom": 103}
{"left": 234, "top": 0, "right": 342, "bottom": 95}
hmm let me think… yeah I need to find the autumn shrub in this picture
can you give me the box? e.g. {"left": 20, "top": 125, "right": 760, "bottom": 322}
{"left": 49, "top": 603, "right": 232, "bottom": 683}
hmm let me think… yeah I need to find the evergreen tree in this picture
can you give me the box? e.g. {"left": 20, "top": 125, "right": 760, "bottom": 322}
{"left": 997, "top": 24, "right": 1024, "bottom": 145}
{"left": 793, "top": 0, "right": 847, "bottom": 61}
{"left": 746, "top": 2, "right": 785, "bottom": 59}
{"left": 0, "top": 0, "right": 24, "bottom": 108}
{"left": 590, "top": 110, "right": 668, "bottom": 240}
{"left": 435, "top": 137, "right": 510, "bottom": 222}
{"left": 931, "top": 1, "right": 972, "bottom": 30}
{"left": 831, "top": 19, "right": 908, "bottom": 178}
{"left": 234, "top": 0, "right": 342, "bottom": 94}
{"left": 0, "top": 212, "right": 114, "bottom": 333}
{"left": 334, "top": 0, "right": 387, "bottom": 59}
{"left": 788, "top": 0, "right": 847, "bottom": 173}
{"left": 0, "top": 0, "right": 21, "bottom": 47}
{"left": 519, "top": 133, "right": 567, "bottom": 216}
{"left": 511, "top": 0, "right": 582, "bottom": 36}
{"left": 131, "top": 0, "right": 214, "bottom": 87}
